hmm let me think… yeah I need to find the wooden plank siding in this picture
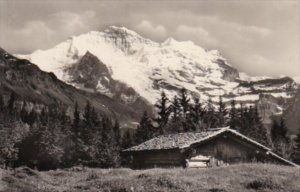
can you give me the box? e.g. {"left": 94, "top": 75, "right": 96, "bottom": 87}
{"left": 188, "top": 132, "right": 267, "bottom": 163}
{"left": 130, "top": 149, "right": 184, "bottom": 169}
{"left": 185, "top": 132, "right": 292, "bottom": 166}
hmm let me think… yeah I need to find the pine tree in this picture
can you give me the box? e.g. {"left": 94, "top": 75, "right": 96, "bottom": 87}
{"left": 8, "top": 92, "right": 15, "bottom": 113}
{"left": 279, "top": 117, "right": 288, "bottom": 138}
{"left": 239, "top": 104, "right": 250, "bottom": 135}
{"left": 113, "top": 120, "right": 121, "bottom": 146}
{"left": 27, "top": 109, "right": 37, "bottom": 126}
{"left": 39, "top": 107, "right": 48, "bottom": 125}
{"left": 37, "top": 123, "right": 64, "bottom": 170}
{"left": 216, "top": 96, "right": 227, "bottom": 127}
{"left": 229, "top": 99, "right": 239, "bottom": 130}
{"left": 73, "top": 102, "right": 80, "bottom": 136}
{"left": 68, "top": 102, "right": 83, "bottom": 166}
{"left": 271, "top": 119, "right": 280, "bottom": 142}
{"left": 83, "top": 101, "right": 91, "bottom": 126}
{"left": 179, "top": 88, "right": 190, "bottom": 120}
{"left": 100, "top": 117, "right": 120, "bottom": 167}
{"left": 203, "top": 97, "right": 217, "bottom": 129}
{"left": 58, "top": 109, "right": 73, "bottom": 167}
{"left": 135, "top": 111, "right": 153, "bottom": 144}
{"left": 154, "top": 91, "right": 170, "bottom": 134}
{"left": 292, "top": 127, "right": 300, "bottom": 164}
{"left": 271, "top": 117, "right": 290, "bottom": 157}
{"left": 91, "top": 107, "right": 98, "bottom": 127}
{"left": 58, "top": 108, "right": 69, "bottom": 127}
{"left": 122, "top": 130, "right": 133, "bottom": 149}
{"left": 170, "top": 96, "right": 181, "bottom": 122}
{"left": 121, "top": 130, "right": 134, "bottom": 166}
{"left": 82, "top": 101, "right": 96, "bottom": 144}
{"left": 178, "top": 88, "right": 192, "bottom": 132}
{"left": 189, "top": 97, "right": 204, "bottom": 132}
{"left": 80, "top": 101, "right": 101, "bottom": 166}
{"left": 250, "top": 105, "right": 269, "bottom": 146}
{"left": 0, "top": 94, "right": 4, "bottom": 111}
{"left": 271, "top": 118, "right": 287, "bottom": 142}
{"left": 237, "top": 104, "right": 269, "bottom": 145}
{"left": 167, "top": 96, "right": 183, "bottom": 133}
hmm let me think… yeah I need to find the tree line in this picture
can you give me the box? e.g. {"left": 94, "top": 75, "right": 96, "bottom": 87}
{"left": 132, "top": 88, "right": 300, "bottom": 162}
{"left": 0, "top": 90, "right": 300, "bottom": 169}
{"left": 0, "top": 93, "right": 121, "bottom": 170}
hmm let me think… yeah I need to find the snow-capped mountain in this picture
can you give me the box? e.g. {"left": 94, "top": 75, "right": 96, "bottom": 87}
{"left": 17, "top": 26, "right": 298, "bottom": 126}
{"left": 293, "top": 76, "right": 300, "bottom": 85}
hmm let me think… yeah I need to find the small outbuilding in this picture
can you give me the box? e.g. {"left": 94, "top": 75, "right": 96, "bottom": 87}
{"left": 123, "top": 127, "right": 298, "bottom": 169}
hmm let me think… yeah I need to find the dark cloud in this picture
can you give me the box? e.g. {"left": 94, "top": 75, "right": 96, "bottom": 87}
{"left": 0, "top": 0, "right": 299, "bottom": 77}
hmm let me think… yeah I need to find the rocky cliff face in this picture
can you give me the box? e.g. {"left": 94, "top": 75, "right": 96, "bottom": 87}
{"left": 284, "top": 89, "right": 300, "bottom": 134}
{"left": 17, "top": 26, "right": 298, "bottom": 130}
{"left": 64, "top": 51, "right": 147, "bottom": 105}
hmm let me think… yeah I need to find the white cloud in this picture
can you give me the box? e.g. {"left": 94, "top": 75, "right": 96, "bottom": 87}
{"left": 135, "top": 20, "right": 166, "bottom": 39}
{"left": 14, "top": 21, "right": 54, "bottom": 38}
{"left": 250, "top": 54, "right": 272, "bottom": 67}
{"left": 242, "top": 25, "right": 271, "bottom": 37}
{"left": 177, "top": 25, "right": 209, "bottom": 37}
{"left": 232, "top": 53, "right": 275, "bottom": 76}
{"left": 175, "top": 25, "right": 218, "bottom": 47}
{"left": 7, "top": 21, "right": 55, "bottom": 51}
{"left": 2, "top": 10, "right": 97, "bottom": 53}
{"left": 48, "top": 11, "right": 96, "bottom": 34}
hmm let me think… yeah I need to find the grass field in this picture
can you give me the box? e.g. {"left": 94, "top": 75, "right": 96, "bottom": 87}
{"left": 1, "top": 164, "right": 300, "bottom": 192}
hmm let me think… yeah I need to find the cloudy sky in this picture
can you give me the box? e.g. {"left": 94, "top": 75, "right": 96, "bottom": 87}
{"left": 0, "top": 0, "right": 299, "bottom": 77}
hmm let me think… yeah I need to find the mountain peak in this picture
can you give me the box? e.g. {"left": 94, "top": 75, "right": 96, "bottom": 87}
{"left": 293, "top": 76, "right": 300, "bottom": 84}
{"left": 162, "top": 37, "right": 177, "bottom": 46}
{"left": 84, "top": 50, "right": 94, "bottom": 57}
{"left": 161, "top": 37, "right": 197, "bottom": 48}
{"left": 104, "top": 26, "right": 140, "bottom": 37}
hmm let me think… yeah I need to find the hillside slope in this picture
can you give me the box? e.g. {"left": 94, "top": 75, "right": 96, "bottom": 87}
{"left": 1, "top": 164, "right": 299, "bottom": 192}
{"left": 0, "top": 47, "right": 148, "bottom": 127}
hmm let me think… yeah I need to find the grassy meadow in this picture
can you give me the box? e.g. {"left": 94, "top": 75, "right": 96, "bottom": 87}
{"left": 1, "top": 164, "right": 300, "bottom": 192}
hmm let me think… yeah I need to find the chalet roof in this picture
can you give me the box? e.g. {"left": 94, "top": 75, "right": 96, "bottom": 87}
{"left": 125, "top": 127, "right": 267, "bottom": 151}
{"left": 124, "top": 127, "right": 298, "bottom": 167}
{"left": 125, "top": 128, "right": 227, "bottom": 151}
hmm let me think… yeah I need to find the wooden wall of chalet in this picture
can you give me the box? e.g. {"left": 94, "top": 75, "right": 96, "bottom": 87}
{"left": 189, "top": 132, "right": 281, "bottom": 164}
{"left": 129, "top": 149, "right": 184, "bottom": 169}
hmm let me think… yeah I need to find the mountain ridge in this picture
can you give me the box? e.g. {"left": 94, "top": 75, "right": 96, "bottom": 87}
{"left": 16, "top": 26, "right": 298, "bottom": 130}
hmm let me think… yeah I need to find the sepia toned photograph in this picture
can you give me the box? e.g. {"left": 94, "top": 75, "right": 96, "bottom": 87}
{"left": 0, "top": 0, "right": 299, "bottom": 191}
